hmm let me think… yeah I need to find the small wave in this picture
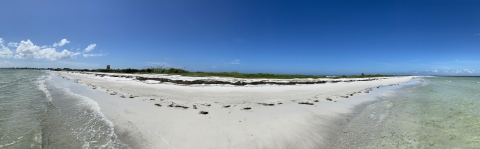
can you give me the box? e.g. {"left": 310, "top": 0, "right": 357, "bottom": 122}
{"left": 64, "top": 91, "right": 126, "bottom": 148}
{"left": 0, "top": 141, "right": 17, "bottom": 148}
{"left": 36, "top": 74, "right": 58, "bottom": 109}
{"left": 47, "top": 75, "right": 129, "bottom": 148}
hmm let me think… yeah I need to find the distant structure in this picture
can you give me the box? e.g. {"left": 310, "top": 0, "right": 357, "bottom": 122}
{"left": 107, "top": 65, "right": 110, "bottom": 71}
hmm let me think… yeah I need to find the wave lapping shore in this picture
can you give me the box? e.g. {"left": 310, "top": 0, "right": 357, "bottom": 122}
{"left": 57, "top": 71, "right": 415, "bottom": 148}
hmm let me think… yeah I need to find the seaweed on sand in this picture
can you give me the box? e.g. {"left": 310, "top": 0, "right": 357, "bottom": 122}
{"left": 298, "top": 101, "right": 314, "bottom": 105}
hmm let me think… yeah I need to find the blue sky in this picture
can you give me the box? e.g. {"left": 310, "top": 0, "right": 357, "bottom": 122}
{"left": 1, "top": 1, "right": 479, "bottom": 75}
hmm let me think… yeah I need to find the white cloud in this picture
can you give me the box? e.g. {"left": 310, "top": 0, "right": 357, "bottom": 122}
{"left": 0, "top": 47, "right": 12, "bottom": 58}
{"left": 1, "top": 38, "right": 103, "bottom": 60}
{"left": 12, "top": 39, "right": 80, "bottom": 60}
{"left": 37, "top": 48, "right": 80, "bottom": 60}
{"left": 84, "top": 44, "right": 96, "bottom": 52}
{"left": 83, "top": 53, "right": 105, "bottom": 57}
{"left": 14, "top": 39, "right": 40, "bottom": 58}
{"left": 230, "top": 59, "right": 241, "bottom": 64}
{"left": 0, "top": 38, "right": 13, "bottom": 58}
{"left": 53, "top": 39, "right": 70, "bottom": 47}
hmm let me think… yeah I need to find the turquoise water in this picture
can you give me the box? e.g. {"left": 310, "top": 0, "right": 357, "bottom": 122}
{"left": 396, "top": 77, "right": 480, "bottom": 148}
{"left": 334, "top": 77, "right": 480, "bottom": 148}
{"left": 0, "top": 70, "right": 127, "bottom": 149}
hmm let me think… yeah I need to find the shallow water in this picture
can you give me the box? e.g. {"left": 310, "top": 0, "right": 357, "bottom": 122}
{"left": 0, "top": 70, "right": 128, "bottom": 149}
{"left": 333, "top": 77, "right": 480, "bottom": 148}
{"left": 0, "top": 70, "right": 46, "bottom": 149}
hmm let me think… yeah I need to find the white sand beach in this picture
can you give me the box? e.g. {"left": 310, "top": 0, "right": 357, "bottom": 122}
{"left": 57, "top": 72, "right": 414, "bottom": 148}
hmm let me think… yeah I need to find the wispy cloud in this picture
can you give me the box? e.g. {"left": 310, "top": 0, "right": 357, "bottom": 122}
{"left": 0, "top": 60, "right": 12, "bottom": 67}
{"left": 462, "top": 69, "right": 475, "bottom": 74}
{"left": 83, "top": 53, "right": 105, "bottom": 57}
{"left": 408, "top": 69, "right": 477, "bottom": 75}
{"left": 84, "top": 44, "right": 96, "bottom": 52}
{"left": 146, "top": 62, "right": 175, "bottom": 67}
{"left": 7, "top": 42, "right": 18, "bottom": 48}
{"left": 53, "top": 39, "right": 70, "bottom": 47}
{"left": 0, "top": 38, "right": 13, "bottom": 58}
{"left": 230, "top": 59, "right": 241, "bottom": 64}
{"left": 51, "top": 60, "right": 103, "bottom": 69}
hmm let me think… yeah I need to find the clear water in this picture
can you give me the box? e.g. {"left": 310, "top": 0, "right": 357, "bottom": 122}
{"left": 0, "top": 70, "right": 46, "bottom": 148}
{"left": 0, "top": 70, "right": 128, "bottom": 149}
{"left": 333, "top": 77, "right": 480, "bottom": 148}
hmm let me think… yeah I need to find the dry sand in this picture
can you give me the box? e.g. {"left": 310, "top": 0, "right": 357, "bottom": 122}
{"left": 58, "top": 71, "right": 415, "bottom": 149}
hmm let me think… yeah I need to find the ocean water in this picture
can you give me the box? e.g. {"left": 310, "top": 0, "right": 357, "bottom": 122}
{"left": 0, "top": 69, "right": 128, "bottom": 149}
{"left": 2, "top": 70, "right": 480, "bottom": 148}
{"left": 333, "top": 77, "right": 480, "bottom": 148}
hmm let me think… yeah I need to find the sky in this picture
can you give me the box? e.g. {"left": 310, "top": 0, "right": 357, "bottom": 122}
{"left": 1, "top": 0, "right": 479, "bottom": 75}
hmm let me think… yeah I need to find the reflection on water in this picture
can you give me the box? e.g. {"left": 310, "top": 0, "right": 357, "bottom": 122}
{"left": 333, "top": 77, "right": 480, "bottom": 148}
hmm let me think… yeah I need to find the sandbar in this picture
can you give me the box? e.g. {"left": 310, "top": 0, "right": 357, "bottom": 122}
{"left": 58, "top": 71, "right": 415, "bottom": 148}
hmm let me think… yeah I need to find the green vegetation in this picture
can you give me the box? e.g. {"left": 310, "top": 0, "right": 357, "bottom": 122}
{"left": 183, "top": 71, "right": 322, "bottom": 79}
{"left": 59, "top": 65, "right": 398, "bottom": 79}
{"left": 180, "top": 72, "right": 393, "bottom": 79}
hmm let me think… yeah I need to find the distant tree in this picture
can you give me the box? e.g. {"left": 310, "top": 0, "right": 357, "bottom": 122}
{"left": 146, "top": 69, "right": 152, "bottom": 73}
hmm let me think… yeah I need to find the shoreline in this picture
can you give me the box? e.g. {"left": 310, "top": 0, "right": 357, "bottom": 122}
{"left": 56, "top": 71, "right": 417, "bottom": 148}
{"left": 325, "top": 79, "right": 421, "bottom": 148}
